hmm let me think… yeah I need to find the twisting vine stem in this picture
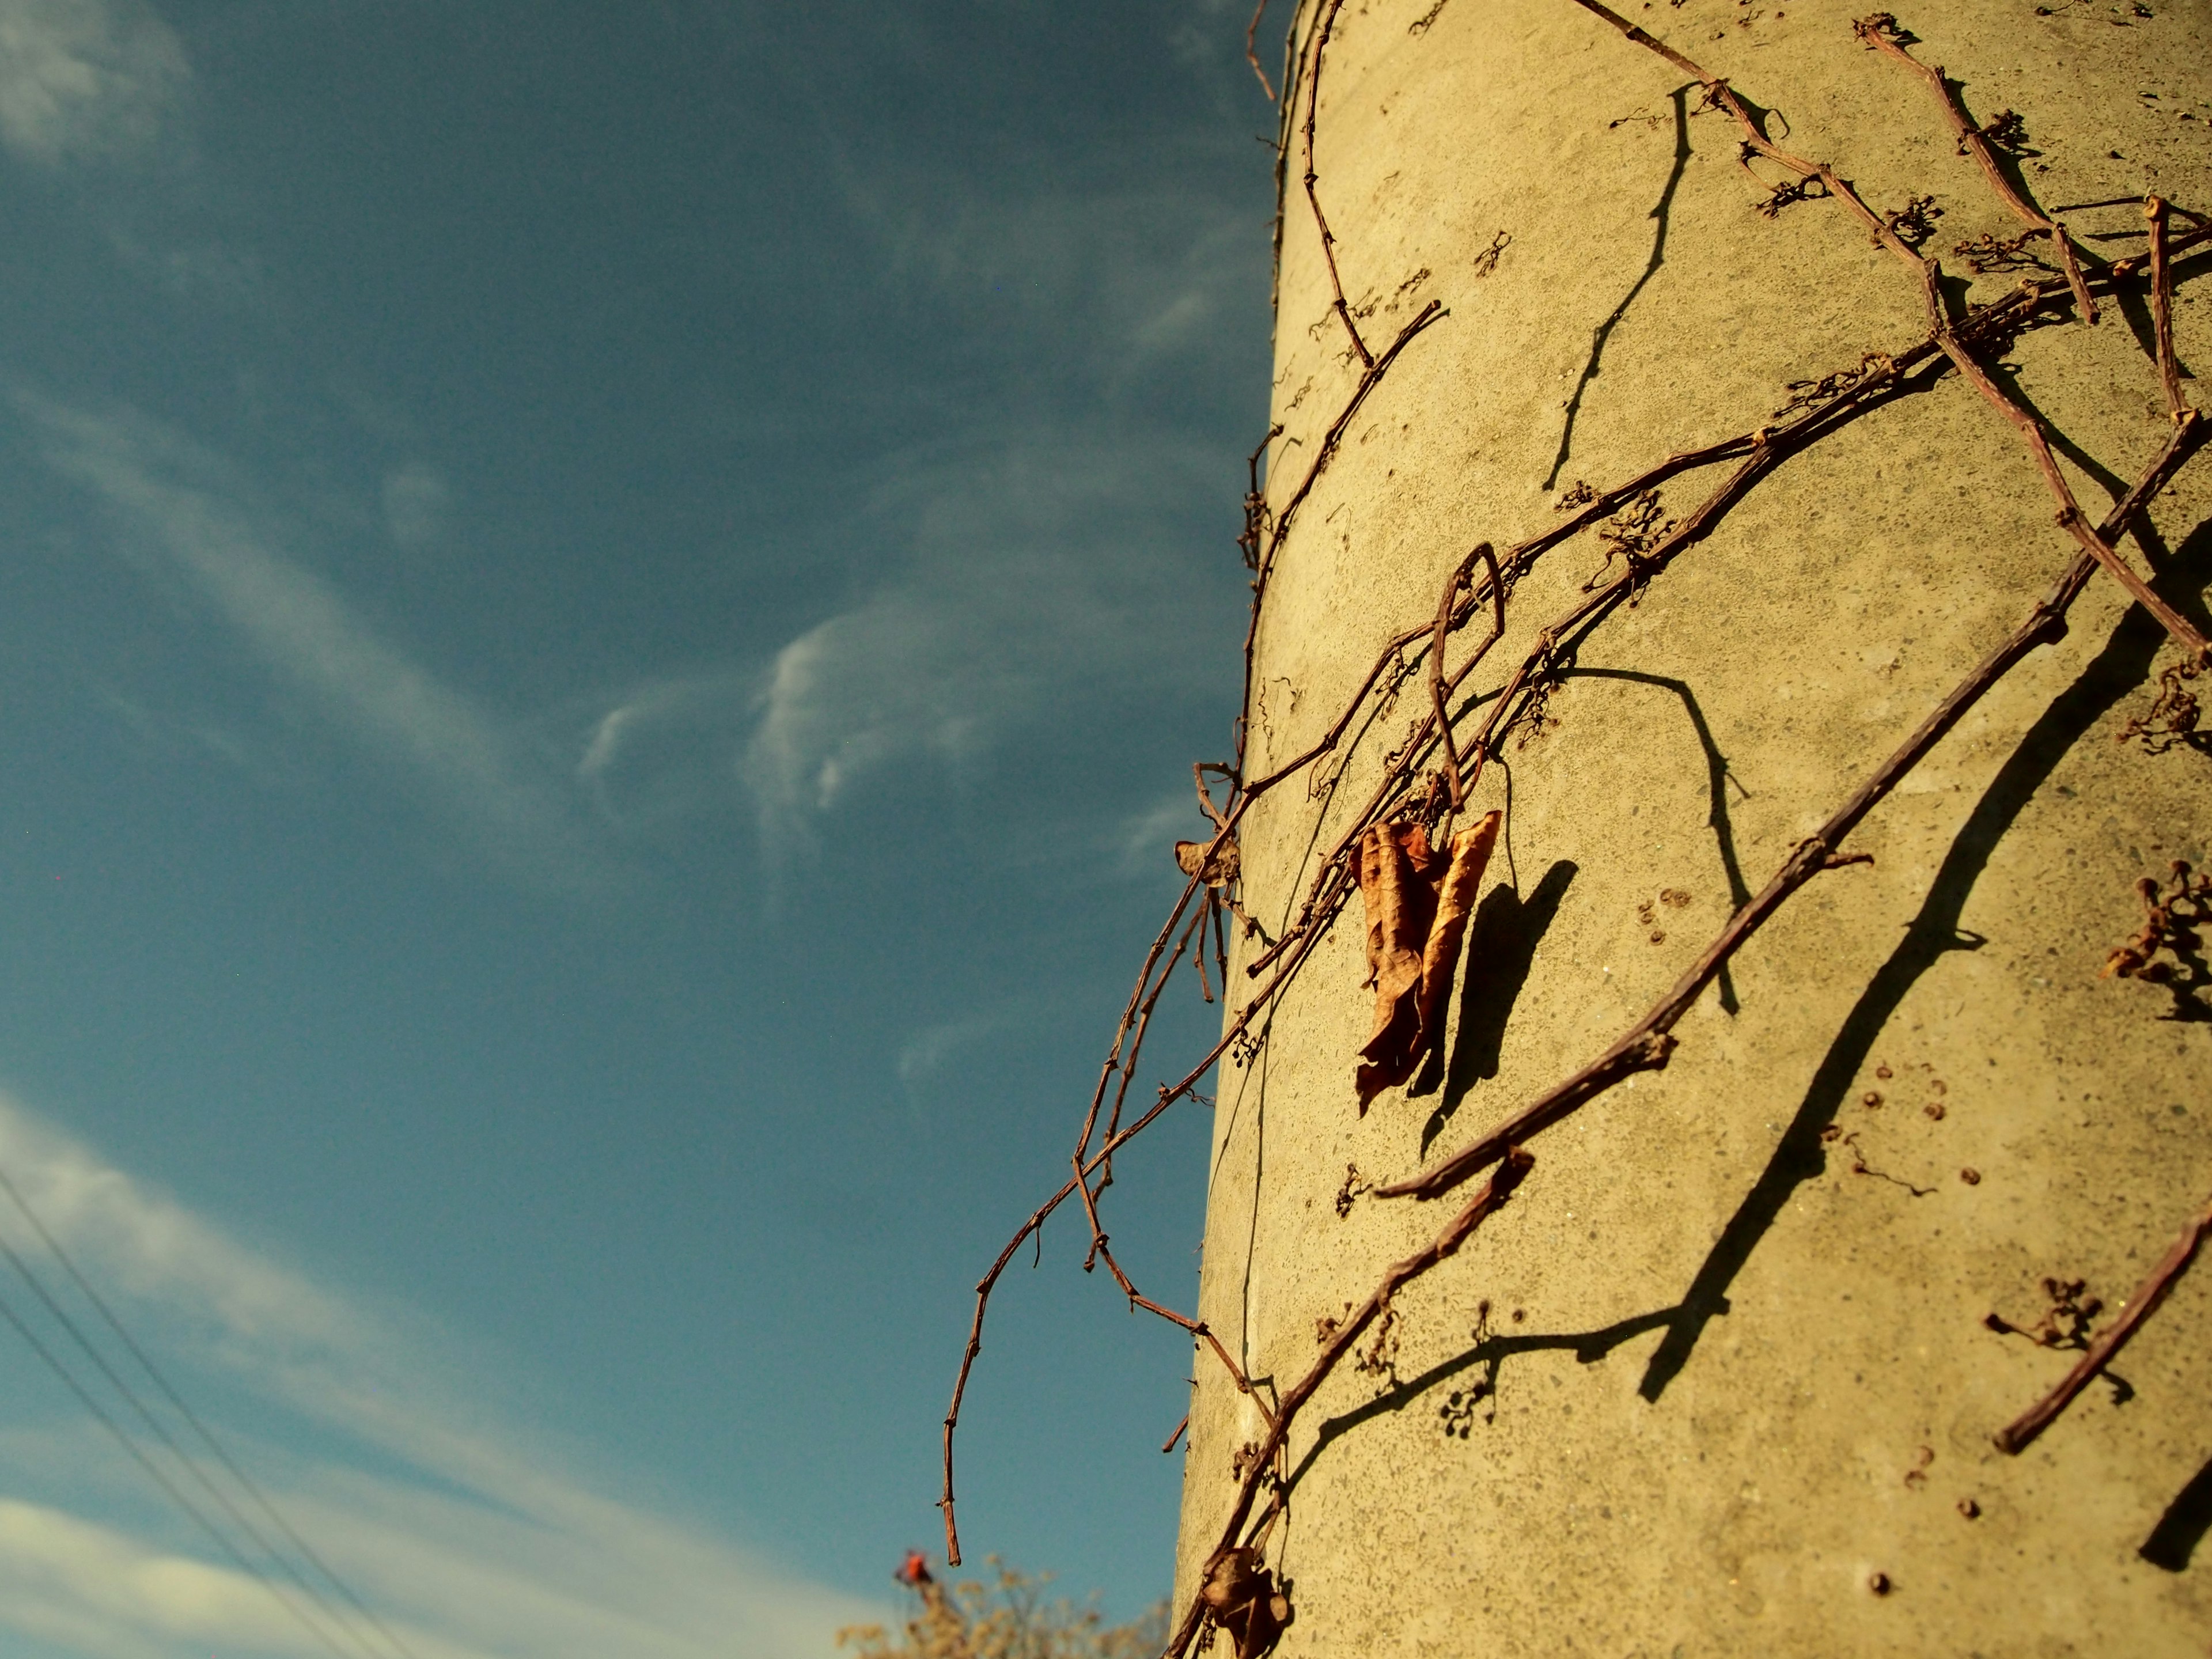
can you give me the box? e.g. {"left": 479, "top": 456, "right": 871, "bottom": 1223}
{"left": 1162, "top": 1151, "right": 1535, "bottom": 1659}
{"left": 933, "top": 3, "right": 2212, "bottom": 1639}
{"left": 1388, "top": 411, "right": 2207, "bottom": 1203}
{"left": 1302, "top": 0, "right": 1373, "bottom": 370}
{"left": 1994, "top": 1182, "right": 2212, "bottom": 1456}
{"left": 1245, "top": 0, "right": 1279, "bottom": 100}
{"left": 1567, "top": 0, "right": 2206, "bottom": 660}
{"left": 1852, "top": 13, "right": 2097, "bottom": 324}
{"left": 2149, "top": 195, "right": 2191, "bottom": 423}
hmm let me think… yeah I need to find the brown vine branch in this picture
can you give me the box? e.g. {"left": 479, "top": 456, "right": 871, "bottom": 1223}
{"left": 1995, "top": 1181, "right": 2212, "bottom": 1455}
{"left": 940, "top": 1172, "right": 1081, "bottom": 1565}
{"left": 1071, "top": 873, "right": 1205, "bottom": 1169}
{"left": 940, "top": 868, "right": 1211, "bottom": 1565}
{"left": 942, "top": 5, "right": 2212, "bottom": 1586}
{"left": 935, "top": 908, "right": 1352, "bottom": 1572}
{"left": 1254, "top": 303, "right": 1445, "bottom": 590}
{"left": 1241, "top": 253, "right": 2067, "bottom": 994}
{"left": 1161, "top": 1149, "right": 1535, "bottom": 1659}
{"left": 942, "top": 844, "right": 1360, "bottom": 1564}
{"left": 1303, "top": 0, "right": 1372, "bottom": 370}
{"left": 1386, "top": 409, "right": 2208, "bottom": 1203}
{"left": 1854, "top": 14, "right": 2097, "bottom": 324}
{"left": 1089, "top": 906, "right": 1338, "bottom": 1173}
{"left": 1429, "top": 541, "right": 1503, "bottom": 810}
{"left": 1072, "top": 1161, "right": 1277, "bottom": 1430}
{"left": 1250, "top": 433, "right": 1802, "bottom": 974}
{"left": 1246, "top": 405, "right": 1863, "bottom": 982}
{"left": 1097, "top": 906, "right": 1205, "bottom": 1165}
{"left": 1925, "top": 272, "right": 2210, "bottom": 662}
{"left": 1231, "top": 425, "right": 1734, "bottom": 805}
{"left": 1238, "top": 300, "right": 1444, "bottom": 774}
{"left": 2149, "top": 196, "right": 2191, "bottom": 422}
{"left": 1563, "top": 0, "right": 1706, "bottom": 83}
{"left": 1245, "top": 0, "right": 1277, "bottom": 100}
{"left": 1573, "top": 0, "right": 2208, "bottom": 665}
{"left": 1265, "top": 9, "right": 1315, "bottom": 316}
{"left": 2117, "top": 220, "right": 2212, "bottom": 279}
{"left": 1039, "top": 296, "right": 2112, "bottom": 1534}
{"left": 1236, "top": 425, "right": 1283, "bottom": 574}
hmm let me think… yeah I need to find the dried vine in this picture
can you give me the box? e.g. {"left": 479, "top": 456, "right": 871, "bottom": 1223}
{"left": 1994, "top": 1184, "right": 2212, "bottom": 1456}
{"left": 1301, "top": 0, "right": 1370, "bottom": 370}
{"left": 1852, "top": 12, "right": 2097, "bottom": 323}
{"left": 1385, "top": 410, "right": 2207, "bottom": 1203}
{"left": 933, "top": 4, "right": 2212, "bottom": 1650}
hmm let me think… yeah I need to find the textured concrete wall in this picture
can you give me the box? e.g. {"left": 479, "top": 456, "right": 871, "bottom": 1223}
{"left": 1175, "top": 1, "right": 2212, "bottom": 1653}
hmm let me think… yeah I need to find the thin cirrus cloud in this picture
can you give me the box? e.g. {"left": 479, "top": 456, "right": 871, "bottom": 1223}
{"left": 583, "top": 158, "right": 1263, "bottom": 859}
{"left": 574, "top": 425, "right": 1236, "bottom": 867}
{"left": 26, "top": 391, "right": 1226, "bottom": 890}
{"left": 842, "top": 166, "right": 1255, "bottom": 395}
{"left": 741, "top": 432, "right": 1226, "bottom": 849}
{"left": 20, "top": 395, "right": 607, "bottom": 891}
{"left": 0, "top": 1088, "right": 886, "bottom": 1659}
{"left": 0, "top": 0, "right": 188, "bottom": 168}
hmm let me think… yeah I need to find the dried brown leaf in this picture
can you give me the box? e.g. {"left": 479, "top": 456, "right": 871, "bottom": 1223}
{"left": 1354, "top": 821, "right": 1439, "bottom": 1109}
{"left": 1354, "top": 813, "right": 1500, "bottom": 1109}
{"left": 1175, "top": 836, "right": 1242, "bottom": 888}
{"left": 1196, "top": 1545, "right": 1291, "bottom": 1659}
{"left": 1418, "top": 810, "right": 1503, "bottom": 1046}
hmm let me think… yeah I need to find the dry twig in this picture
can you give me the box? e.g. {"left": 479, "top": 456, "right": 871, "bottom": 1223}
{"left": 1995, "top": 1185, "right": 2212, "bottom": 1455}
{"left": 1244, "top": 0, "right": 1277, "bottom": 101}
{"left": 1853, "top": 13, "right": 2097, "bottom": 321}
{"left": 2149, "top": 196, "right": 2191, "bottom": 421}
{"left": 1302, "top": 0, "right": 1371, "bottom": 369}
{"left": 1387, "top": 412, "right": 2206, "bottom": 1203}
{"left": 1161, "top": 1151, "right": 1533, "bottom": 1659}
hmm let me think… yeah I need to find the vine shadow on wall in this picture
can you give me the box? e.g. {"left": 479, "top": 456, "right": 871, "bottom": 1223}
{"left": 1639, "top": 509, "right": 2212, "bottom": 1405}
{"left": 1410, "top": 660, "right": 1758, "bottom": 1153}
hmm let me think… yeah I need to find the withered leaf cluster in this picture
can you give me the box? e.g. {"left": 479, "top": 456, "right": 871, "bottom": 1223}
{"left": 2118, "top": 657, "right": 2203, "bottom": 754}
{"left": 1196, "top": 1545, "right": 1291, "bottom": 1659}
{"left": 2103, "top": 859, "right": 2212, "bottom": 980}
{"left": 1353, "top": 809, "right": 1501, "bottom": 1110}
{"left": 1175, "top": 835, "right": 1242, "bottom": 888}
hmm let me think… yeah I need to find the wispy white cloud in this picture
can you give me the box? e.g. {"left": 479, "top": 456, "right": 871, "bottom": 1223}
{"left": 569, "top": 420, "right": 1237, "bottom": 870}
{"left": 96, "top": 687, "right": 257, "bottom": 772}
{"left": 842, "top": 171, "right": 1256, "bottom": 392}
{"left": 381, "top": 463, "right": 452, "bottom": 549}
{"left": 1108, "top": 793, "right": 1209, "bottom": 884}
{"left": 1166, "top": 0, "right": 1256, "bottom": 85}
{"left": 712, "top": 154, "right": 1261, "bottom": 861}
{"left": 574, "top": 671, "right": 755, "bottom": 832}
{"left": 895, "top": 1015, "right": 1004, "bottom": 1092}
{"left": 19, "top": 396, "right": 604, "bottom": 891}
{"left": 737, "top": 433, "right": 1225, "bottom": 859}
{"left": 101, "top": 225, "right": 264, "bottom": 305}
{"left": 0, "top": 1089, "right": 884, "bottom": 1659}
{"left": 0, "top": 0, "right": 187, "bottom": 168}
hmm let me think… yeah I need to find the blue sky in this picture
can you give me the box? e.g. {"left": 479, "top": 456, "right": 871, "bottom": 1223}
{"left": 0, "top": 1, "right": 1272, "bottom": 1652}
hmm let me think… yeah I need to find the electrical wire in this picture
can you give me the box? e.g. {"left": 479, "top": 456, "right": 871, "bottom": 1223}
{"left": 0, "top": 1166, "right": 421, "bottom": 1659}
{"left": 0, "top": 1167, "right": 418, "bottom": 1659}
{"left": 0, "top": 1275, "right": 361, "bottom": 1659}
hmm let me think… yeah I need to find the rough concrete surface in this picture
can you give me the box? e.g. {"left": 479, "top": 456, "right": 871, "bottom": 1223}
{"left": 1175, "top": 0, "right": 2212, "bottom": 1653}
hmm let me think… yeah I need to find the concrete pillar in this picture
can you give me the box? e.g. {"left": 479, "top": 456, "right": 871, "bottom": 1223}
{"left": 1175, "top": 1, "right": 2212, "bottom": 1653}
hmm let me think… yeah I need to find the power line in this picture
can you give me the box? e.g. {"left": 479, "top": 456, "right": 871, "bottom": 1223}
{"left": 0, "top": 1275, "right": 359, "bottom": 1659}
{"left": 0, "top": 1226, "right": 376, "bottom": 1659}
{"left": 0, "top": 1166, "right": 421, "bottom": 1659}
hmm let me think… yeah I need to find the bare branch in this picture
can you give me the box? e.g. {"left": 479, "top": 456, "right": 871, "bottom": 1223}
{"left": 1995, "top": 1183, "right": 2212, "bottom": 1455}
